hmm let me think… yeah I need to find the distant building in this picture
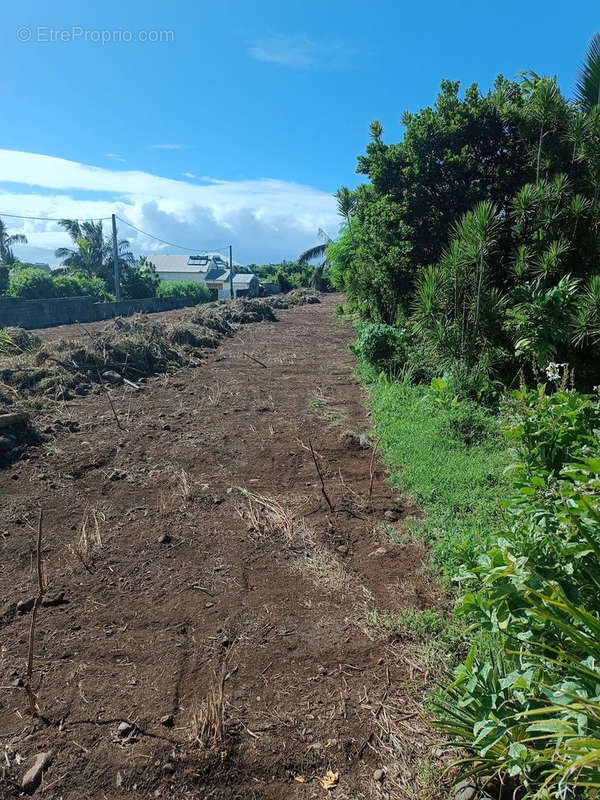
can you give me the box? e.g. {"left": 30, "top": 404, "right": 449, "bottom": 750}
{"left": 147, "top": 254, "right": 259, "bottom": 300}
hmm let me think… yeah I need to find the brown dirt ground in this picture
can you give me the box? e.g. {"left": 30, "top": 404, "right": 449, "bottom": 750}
{"left": 0, "top": 294, "right": 448, "bottom": 800}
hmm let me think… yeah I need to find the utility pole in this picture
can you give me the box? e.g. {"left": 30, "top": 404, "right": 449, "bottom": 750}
{"left": 229, "top": 244, "right": 233, "bottom": 300}
{"left": 111, "top": 214, "right": 121, "bottom": 302}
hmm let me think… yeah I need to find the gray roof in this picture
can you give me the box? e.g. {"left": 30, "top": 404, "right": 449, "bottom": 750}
{"left": 147, "top": 254, "right": 227, "bottom": 273}
{"left": 204, "top": 268, "right": 229, "bottom": 281}
{"left": 232, "top": 273, "right": 256, "bottom": 284}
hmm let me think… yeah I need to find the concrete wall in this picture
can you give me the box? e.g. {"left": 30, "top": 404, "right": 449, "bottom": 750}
{"left": 0, "top": 294, "right": 198, "bottom": 330}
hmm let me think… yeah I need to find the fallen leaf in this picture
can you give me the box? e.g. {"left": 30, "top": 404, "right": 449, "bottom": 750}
{"left": 320, "top": 771, "right": 339, "bottom": 790}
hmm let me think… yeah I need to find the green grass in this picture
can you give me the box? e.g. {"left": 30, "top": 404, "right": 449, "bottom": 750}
{"left": 368, "top": 380, "right": 511, "bottom": 585}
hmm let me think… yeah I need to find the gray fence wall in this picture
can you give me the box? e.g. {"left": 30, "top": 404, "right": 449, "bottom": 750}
{"left": 0, "top": 295, "right": 198, "bottom": 330}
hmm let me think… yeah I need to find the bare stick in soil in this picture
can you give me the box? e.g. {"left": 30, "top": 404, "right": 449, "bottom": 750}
{"left": 243, "top": 351, "right": 268, "bottom": 369}
{"left": 308, "top": 438, "right": 334, "bottom": 513}
{"left": 25, "top": 509, "right": 44, "bottom": 716}
{"left": 76, "top": 322, "right": 124, "bottom": 431}
{"left": 368, "top": 436, "right": 381, "bottom": 501}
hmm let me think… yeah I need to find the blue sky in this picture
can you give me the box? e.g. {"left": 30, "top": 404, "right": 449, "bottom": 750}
{"left": 1, "top": 0, "right": 597, "bottom": 265}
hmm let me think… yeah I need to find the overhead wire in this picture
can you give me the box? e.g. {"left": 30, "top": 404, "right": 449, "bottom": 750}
{"left": 0, "top": 211, "right": 230, "bottom": 256}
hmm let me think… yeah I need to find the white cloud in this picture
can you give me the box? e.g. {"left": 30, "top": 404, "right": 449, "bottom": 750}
{"left": 248, "top": 34, "right": 355, "bottom": 69}
{"left": 151, "top": 144, "right": 186, "bottom": 150}
{"left": 105, "top": 153, "right": 126, "bottom": 162}
{"left": 0, "top": 149, "right": 338, "bottom": 265}
{"left": 182, "top": 172, "right": 197, "bottom": 179}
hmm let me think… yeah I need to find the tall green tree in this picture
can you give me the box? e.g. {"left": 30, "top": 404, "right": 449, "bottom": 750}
{"left": 0, "top": 218, "right": 28, "bottom": 265}
{"left": 55, "top": 219, "right": 134, "bottom": 293}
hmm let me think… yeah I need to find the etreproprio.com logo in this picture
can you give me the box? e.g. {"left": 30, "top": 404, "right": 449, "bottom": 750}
{"left": 16, "top": 26, "right": 175, "bottom": 44}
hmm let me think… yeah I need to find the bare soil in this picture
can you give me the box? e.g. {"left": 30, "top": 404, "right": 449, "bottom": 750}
{"left": 0, "top": 295, "right": 446, "bottom": 800}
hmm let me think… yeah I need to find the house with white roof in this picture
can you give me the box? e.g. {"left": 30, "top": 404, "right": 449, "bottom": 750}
{"left": 147, "top": 254, "right": 259, "bottom": 300}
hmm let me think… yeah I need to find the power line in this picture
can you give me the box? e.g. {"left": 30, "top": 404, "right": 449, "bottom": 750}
{"left": 116, "top": 216, "right": 230, "bottom": 255}
{"left": 0, "top": 211, "right": 111, "bottom": 222}
{"left": 0, "top": 210, "right": 232, "bottom": 256}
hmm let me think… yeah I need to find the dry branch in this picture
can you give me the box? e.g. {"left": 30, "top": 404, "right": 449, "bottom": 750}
{"left": 368, "top": 436, "right": 381, "bottom": 501}
{"left": 25, "top": 509, "right": 44, "bottom": 716}
{"left": 243, "top": 351, "right": 268, "bottom": 369}
{"left": 308, "top": 438, "right": 334, "bottom": 513}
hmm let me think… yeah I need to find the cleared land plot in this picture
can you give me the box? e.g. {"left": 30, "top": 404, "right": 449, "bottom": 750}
{"left": 0, "top": 294, "right": 446, "bottom": 799}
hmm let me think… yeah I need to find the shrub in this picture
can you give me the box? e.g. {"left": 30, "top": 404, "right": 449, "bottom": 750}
{"left": 122, "top": 261, "right": 160, "bottom": 300}
{"left": 6, "top": 268, "right": 57, "bottom": 299}
{"left": 156, "top": 280, "right": 211, "bottom": 305}
{"left": 435, "top": 385, "right": 600, "bottom": 797}
{"left": 53, "top": 273, "right": 112, "bottom": 302}
{"left": 351, "top": 322, "right": 408, "bottom": 375}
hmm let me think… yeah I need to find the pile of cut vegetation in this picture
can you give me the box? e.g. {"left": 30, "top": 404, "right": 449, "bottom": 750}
{"left": 0, "top": 291, "right": 319, "bottom": 408}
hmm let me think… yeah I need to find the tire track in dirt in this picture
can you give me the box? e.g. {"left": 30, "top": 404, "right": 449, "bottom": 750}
{"left": 0, "top": 294, "right": 446, "bottom": 799}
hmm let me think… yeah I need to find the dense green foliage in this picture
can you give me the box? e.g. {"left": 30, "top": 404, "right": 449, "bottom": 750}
{"left": 156, "top": 279, "right": 211, "bottom": 304}
{"left": 246, "top": 259, "right": 332, "bottom": 292}
{"left": 4, "top": 267, "right": 57, "bottom": 299}
{"left": 340, "top": 34, "right": 600, "bottom": 798}
{"left": 328, "top": 66, "right": 600, "bottom": 392}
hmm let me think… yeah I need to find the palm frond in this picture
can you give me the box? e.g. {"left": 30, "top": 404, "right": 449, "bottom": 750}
{"left": 297, "top": 243, "right": 328, "bottom": 264}
{"left": 575, "top": 33, "right": 600, "bottom": 111}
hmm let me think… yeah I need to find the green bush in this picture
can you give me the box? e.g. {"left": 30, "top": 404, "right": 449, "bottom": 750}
{"left": 53, "top": 272, "right": 112, "bottom": 302}
{"left": 435, "top": 385, "right": 600, "bottom": 797}
{"left": 156, "top": 280, "right": 211, "bottom": 305}
{"left": 6, "top": 267, "right": 57, "bottom": 299}
{"left": 351, "top": 322, "right": 409, "bottom": 376}
{"left": 122, "top": 261, "right": 160, "bottom": 300}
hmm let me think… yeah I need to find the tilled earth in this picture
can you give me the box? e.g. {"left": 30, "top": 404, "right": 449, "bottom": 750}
{"left": 0, "top": 295, "right": 446, "bottom": 799}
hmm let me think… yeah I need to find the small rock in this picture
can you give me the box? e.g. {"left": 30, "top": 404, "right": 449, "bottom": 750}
{"left": 11, "top": 677, "right": 24, "bottom": 688}
{"left": 336, "top": 545, "right": 349, "bottom": 556}
{"left": 17, "top": 598, "right": 35, "bottom": 614}
{"left": 454, "top": 780, "right": 476, "bottom": 800}
{"left": 359, "top": 433, "right": 372, "bottom": 449}
{"left": 368, "top": 547, "right": 387, "bottom": 558}
{"left": 205, "top": 601, "right": 214, "bottom": 608}
{"left": 160, "top": 714, "right": 174, "bottom": 728}
{"left": 117, "top": 721, "right": 134, "bottom": 738}
{"left": 373, "top": 768, "right": 385, "bottom": 782}
{"left": 384, "top": 509, "right": 398, "bottom": 522}
{"left": 158, "top": 534, "right": 172, "bottom": 545}
{"left": 21, "top": 751, "right": 53, "bottom": 793}
{"left": 102, "top": 370, "right": 124, "bottom": 385}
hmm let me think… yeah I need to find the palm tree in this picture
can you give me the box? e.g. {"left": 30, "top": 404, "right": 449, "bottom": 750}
{"left": 297, "top": 227, "right": 333, "bottom": 266}
{"left": 521, "top": 73, "right": 566, "bottom": 182}
{"left": 55, "top": 219, "right": 133, "bottom": 289}
{"left": 0, "top": 218, "right": 27, "bottom": 265}
{"left": 576, "top": 33, "right": 600, "bottom": 112}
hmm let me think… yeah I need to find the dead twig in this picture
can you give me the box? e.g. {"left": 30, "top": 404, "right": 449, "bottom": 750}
{"left": 25, "top": 509, "right": 44, "bottom": 716}
{"left": 368, "top": 436, "right": 381, "bottom": 501}
{"left": 308, "top": 438, "right": 334, "bottom": 513}
{"left": 76, "top": 323, "right": 124, "bottom": 430}
{"left": 243, "top": 351, "right": 268, "bottom": 369}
